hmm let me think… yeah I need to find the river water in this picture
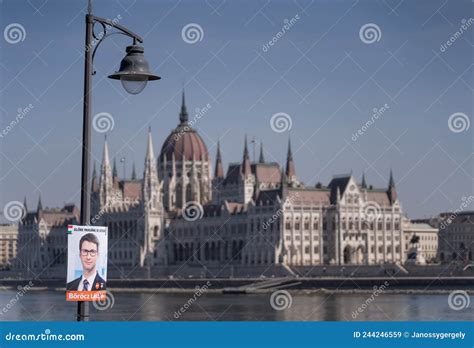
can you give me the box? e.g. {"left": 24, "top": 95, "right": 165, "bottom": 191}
{"left": 0, "top": 290, "right": 471, "bottom": 321}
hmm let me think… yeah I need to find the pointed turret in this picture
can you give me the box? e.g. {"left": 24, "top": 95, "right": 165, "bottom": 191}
{"left": 179, "top": 89, "right": 189, "bottom": 125}
{"left": 131, "top": 162, "right": 137, "bottom": 180}
{"left": 361, "top": 172, "right": 367, "bottom": 189}
{"left": 241, "top": 135, "right": 251, "bottom": 176}
{"left": 286, "top": 138, "right": 296, "bottom": 178}
{"left": 37, "top": 195, "right": 43, "bottom": 212}
{"left": 99, "top": 136, "right": 113, "bottom": 206}
{"left": 388, "top": 169, "right": 397, "bottom": 204}
{"left": 143, "top": 127, "right": 160, "bottom": 210}
{"left": 146, "top": 127, "right": 155, "bottom": 160}
{"left": 23, "top": 196, "right": 28, "bottom": 213}
{"left": 214, "top": 141, "right": 224, "bottom": 178}
{"left": 259, "top": 142, "right": 265, "bottom": 163}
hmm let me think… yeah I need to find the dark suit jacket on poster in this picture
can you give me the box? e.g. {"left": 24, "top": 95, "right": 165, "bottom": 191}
{"left": 66, "top": 272, "right": 106, "bottom": 291}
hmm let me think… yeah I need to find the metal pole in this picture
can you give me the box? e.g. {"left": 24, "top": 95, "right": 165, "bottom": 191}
{"left": 77, "top": 12, "right": 94, "bottom": 322}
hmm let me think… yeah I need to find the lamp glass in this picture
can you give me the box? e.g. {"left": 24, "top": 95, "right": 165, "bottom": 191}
{"left": 120, "top": 75, "right": 148, "bottom": 95}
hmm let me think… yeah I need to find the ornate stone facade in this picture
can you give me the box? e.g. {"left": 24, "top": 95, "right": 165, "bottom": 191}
{"left": 16, "top": 92, "right": 407, "bottom": 274}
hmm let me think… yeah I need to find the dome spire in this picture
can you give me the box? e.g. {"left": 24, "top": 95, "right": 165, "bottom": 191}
{"left": 179, "top": 89, "right": 188, "bottom": 124}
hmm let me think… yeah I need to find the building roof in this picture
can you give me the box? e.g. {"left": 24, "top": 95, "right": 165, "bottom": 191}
{"left": 440, "top": 211, "right": 474, "bottom": 225}
{"left": 255, "top": 189, "right": 281, "bottom": 205}
{"left": 160, "top": 127, "right": 208, "bottom": 162}
{"left": 252, "top": 163, "right": 281, "bottom": 185}
{"left": 287, "top": 188, "right": 330, "bottom": 206}
{"left": 23, "top": 205, "right": 79, "bottom": 226}
{"left": 223, "top": 162, "right": 281, "bottom": 186}
{"left": 366, "top": 191, "right": 391, "bottom": 207}
{"left": 120, "top": 181, "right": 142, "bottom": 201}
{"left": 405, "top": 222, "right": 438, "bottom": 232}
{"left": 222, "top": 163, "right": 241, "bottom": 185}
{"left": 327, "top": 175, "right": 351, "bottom": 204}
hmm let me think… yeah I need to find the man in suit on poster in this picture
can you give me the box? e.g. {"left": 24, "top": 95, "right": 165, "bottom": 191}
{"left": 67, "top": 233, "right": 106, "bottom": 291}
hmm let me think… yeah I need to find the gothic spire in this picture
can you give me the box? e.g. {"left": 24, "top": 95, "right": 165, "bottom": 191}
{"left": 146, "top": 126, "right": 155, "bottom": 160}
{"left": 131, "top": 162, "right": 137, "bottom": 180}
{"left": 389, "top": 168, "right": 395, "bottom": 188}
{"left": 259, "top": 142, "right": 265, "bottom": 163}
{"left": 242, "top": 134, "right": 251, "bottom": 176}
{"left": 102, "top": 135, "right": 110, "bottom": 169}
{"left": 37, "top": 194, "right": 42, "bottom": 212}
{"left": 388, "top": 169, "right": 397, "bottom": 204}
{"left": 99, "top": 137, "right": 113, "bottom": 206}
{"left": 214, "top": 140, "right": 224, "bottom": 178}
{"left": 285, "top": 138, "right": 296, "bottom": 178}
{"left": 143, "top": 127, "right": 159, "bottom": 208}
{"left": 23, "top": 196, "right": 28, "bottom": 212}
{"left": 361, "top": 172, "right": 367, "bottom": 189}
{"left": 179, "top": 89, "right": 188, "bottom": 125}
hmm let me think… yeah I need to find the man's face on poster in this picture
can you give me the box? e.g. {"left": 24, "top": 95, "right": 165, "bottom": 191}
{"left": 80, "top": 240, "right": 98, "bottom": 273}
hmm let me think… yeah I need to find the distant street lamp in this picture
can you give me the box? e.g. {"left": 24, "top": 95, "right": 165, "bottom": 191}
{"left": 78, "top": 0, "right": 160, "bottom": 322}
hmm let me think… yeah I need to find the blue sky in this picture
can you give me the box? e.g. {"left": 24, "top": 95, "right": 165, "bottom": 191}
{"left": 0, "top": 0, "right": 472, "bottom": 220}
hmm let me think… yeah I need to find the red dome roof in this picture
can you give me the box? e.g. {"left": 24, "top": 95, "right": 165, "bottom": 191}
{"left": 160, "top": 91, "right": 209, "bottom": 162}
{"left": 160, "top": 125, "right": 208, "bottom": 162}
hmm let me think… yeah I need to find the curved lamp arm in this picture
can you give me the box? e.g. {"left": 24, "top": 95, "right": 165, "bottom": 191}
{"left": 91, "top": 15, "right": 143, "bottom": 43}
{"left": 87, "top": 14, "right": 143, "bottom": 75}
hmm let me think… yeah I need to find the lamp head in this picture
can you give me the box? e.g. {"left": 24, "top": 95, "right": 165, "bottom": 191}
{"left": 108, "top": 45, "right": 160, "bottom": 95}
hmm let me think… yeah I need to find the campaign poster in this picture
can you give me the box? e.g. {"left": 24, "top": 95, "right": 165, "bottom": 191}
{"left": 66, "top": 225, "right": 108, "bottom": 302}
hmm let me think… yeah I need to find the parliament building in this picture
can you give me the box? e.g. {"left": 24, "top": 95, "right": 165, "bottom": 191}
{"left": 17, "top": 92, "right": 406, "bottom": 277}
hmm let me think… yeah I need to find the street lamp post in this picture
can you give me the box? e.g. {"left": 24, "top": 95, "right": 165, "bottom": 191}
{"left": 78, "top": 0, "right": 160, "bottom": 321}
